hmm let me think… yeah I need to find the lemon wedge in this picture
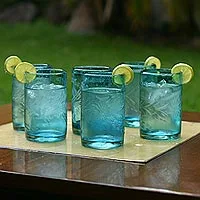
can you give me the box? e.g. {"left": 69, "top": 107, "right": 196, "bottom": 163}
{"left": 4, "top": 55, "right": 22, "bottom": 74}
{"left": 112, "top": 64, "right": 134, "bottom": 85}
{"left": 144, "top": 56, "right": 161, "bottom": 69}
{"left": 15, "top": 62, "right": 36, "bottom": 83}
{"left": 171, "top": 63, "right": 194, "bottom": 84}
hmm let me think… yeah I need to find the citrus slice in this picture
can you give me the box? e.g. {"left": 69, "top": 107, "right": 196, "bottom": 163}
{"left": 171, "top": 63, "right": 194, "bottom": 84}
{"left": 112, "top": 64, "right": 134, "bottom": 85}
{"left": 144, "top": 56, "right": 161, "bottom": 69}
{"left": 15, "top": 62, "right": 36, "bottom": 83}
{"left": 4, "top": 55, "right": 22, "bottom": 74}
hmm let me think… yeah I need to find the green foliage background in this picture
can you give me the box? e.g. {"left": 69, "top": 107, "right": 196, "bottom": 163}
{"left": 0, "top": 20, "right": 199, "bottom": 112}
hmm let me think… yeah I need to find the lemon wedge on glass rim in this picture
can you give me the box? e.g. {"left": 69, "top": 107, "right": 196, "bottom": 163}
{"left": 4, "top": 55, "right": 22, "bottom": 74}
{"left": 15, "top": 62, "right": 36, "bottom": 83}
{"left": 144, "top": 56, "right": 161, "bottom": 69}
{"left": 112, "top": 64, "right": 134, "bottom": 85}
{"left": 171, "top": 63, "right": 194, "bottom": 84}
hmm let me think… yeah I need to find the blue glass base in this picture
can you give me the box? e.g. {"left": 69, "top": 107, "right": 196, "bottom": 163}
{"left": 81, "top": 136, "right": 123, "bottom": 150}
{"left": 140, "top": 130, "right": 180, "bottom": 140}
{"left": 13, "top": 123, "right": 25, "bottom": 132}
{"left": 26, "top": 130, "right": 66, "bottom": 143}
{"left": 125, "top": 117, "right": 140, "bottom": 128}
{"left": 72, "top": 121, "right": 81, "bottom": 135}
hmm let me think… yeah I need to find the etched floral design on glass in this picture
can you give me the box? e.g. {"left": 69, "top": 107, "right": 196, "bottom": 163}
{"left": 140, "top": 68, "right": 182, "bottom": 140}
{"left": 24, "top": 69, "right": 67, "bottom": 143}
{"left": 12, "top": 64, "right": 52, "bottom": 131}
{"left": 71, "top": 66, "right": 110, "bottom": 135}
{"left": 119, "top": 62, "right": 144, "bottom": 128}
{"left": 81, "top": 72, "right": 125, "bottom": 150}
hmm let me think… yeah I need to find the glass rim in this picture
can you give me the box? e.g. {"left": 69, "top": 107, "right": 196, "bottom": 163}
{"left": 25, "top": 68, "right": 66, "bottom": 76}
{"left": 142, "top": 68, "right": 182, "bottom": 76}
{"left": 33, "top": 63, "right": 51, "bottom": 67}
{"left": 82, "top": 72, "right": 126, "bottom": 86}
{"left": 83, "top": 71, "right": 124, "bottom": 78}
{"left": 73, "top": 65, "right": 110, "bottom": 71}
{"left": 118, "top": 61, "right": 144, "bottom": 69}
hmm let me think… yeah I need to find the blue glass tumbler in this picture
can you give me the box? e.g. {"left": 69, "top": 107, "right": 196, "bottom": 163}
{"left": 140, "top": 68, "right": 182, "bottom": 140}
{"left": 72, "top": 66, "right": 110, "bottom": 135}
{"left": 120, "top": 62, "right": 144, "bottom": 128}
{"left": 12, "top": 63, "right": 51, "bottom": 131}
{"left": 24, "top": 68, "right": 67, "bottom": 143}
{"left": 81, "top": 72, "right": 125, "bottom": 150}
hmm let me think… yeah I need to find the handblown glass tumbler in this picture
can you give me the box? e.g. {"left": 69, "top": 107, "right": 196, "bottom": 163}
{"left": 24, "top": 69, "right": 67, "bottom": 143}
{"left": 72, "top": 66, "right": 110, "bottom": 135}
{"left": 121, "top": 62, "right": 144, "bottom": 128}
{"left": 12, "top": 64, "right": 51, "bottom": 131}
{"left": 81, "top": 72, "right": 125, "bottom": 150}
{"left": 140, "top": 68, "right": 182, "bottom": 140}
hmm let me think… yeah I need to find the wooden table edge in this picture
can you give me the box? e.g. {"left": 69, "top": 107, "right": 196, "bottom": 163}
{"left": 0, "top": 171, "right": 200, "bottom": 200}
{"left": 1, "top": 104, "right": 200, "bottom": 199}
